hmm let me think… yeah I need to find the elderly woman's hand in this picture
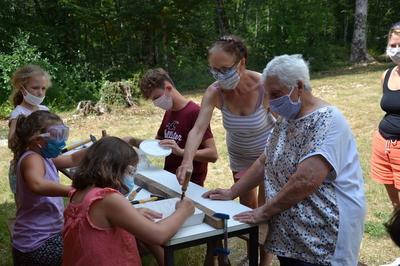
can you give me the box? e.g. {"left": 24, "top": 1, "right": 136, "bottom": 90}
{"left": 233, "top": 207, "right": 267, "bottom": 224}
{"left": 202, "top": 188, "right": 234, "bottom": 200}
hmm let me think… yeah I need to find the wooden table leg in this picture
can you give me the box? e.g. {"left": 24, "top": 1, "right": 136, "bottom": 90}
{"left": 248, "top": 226, "right": 259, "bottom": 266}
{"left": 164, "top": 246, "right": 174, "bottom": 266}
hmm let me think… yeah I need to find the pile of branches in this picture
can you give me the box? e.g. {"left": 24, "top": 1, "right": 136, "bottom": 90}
{"left": 76, "top": 80, "right": 139, "bottom": 116}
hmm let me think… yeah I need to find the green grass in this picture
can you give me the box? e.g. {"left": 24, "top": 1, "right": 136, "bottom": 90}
{"left": 0, "top": 63, "right": 399, "bottom": 265}
{"left": 365, "top": 221, "right": 387, "bottom": 238}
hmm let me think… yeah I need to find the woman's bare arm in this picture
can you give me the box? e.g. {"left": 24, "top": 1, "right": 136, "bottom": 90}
{"left": 176, "top": 86, "right": 219, "bottom": 183}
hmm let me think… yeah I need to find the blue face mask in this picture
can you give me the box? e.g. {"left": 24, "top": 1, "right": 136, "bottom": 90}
{"left": 269, "top": 87, "right": 301, "bottom": 120}
{"left": 41, "top": 138, "right": 66, "bottom": 158}
{"left": 122, "top": 165, "right": 136, "bottom": 196}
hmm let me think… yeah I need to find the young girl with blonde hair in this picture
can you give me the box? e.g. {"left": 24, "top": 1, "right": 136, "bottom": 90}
{"left": 8, "top": 64, "right": 52, "bottom": 198}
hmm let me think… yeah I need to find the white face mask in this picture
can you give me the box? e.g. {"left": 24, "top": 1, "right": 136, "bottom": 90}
{"left": 153, "top": 93, "right": 173, "bottom": 110}
{"left": 23, "top": 89, "right": 45, "bottom": 106}
{"left": 386, "top": 46, "right": 400, "bottom": 65}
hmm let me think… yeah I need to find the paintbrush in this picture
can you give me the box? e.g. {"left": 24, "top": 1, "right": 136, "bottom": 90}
{"left": 61, "top": 135, "right": 97, "bottom": 153}
{"left": 180, "top": 170, "right": 192, "bottom": 200}
{"left": 127, "top": 187, "right": 142, "bottom": 201}
{"left": 131, "top": 196, "right": 161, "bottom": 205}
{"left": 150, "top": 194, "right": 166, "bottom": 200}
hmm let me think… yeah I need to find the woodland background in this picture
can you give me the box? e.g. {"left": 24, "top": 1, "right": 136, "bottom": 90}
{"left": 0, "top": 0, "right": 398, "bottom": 115}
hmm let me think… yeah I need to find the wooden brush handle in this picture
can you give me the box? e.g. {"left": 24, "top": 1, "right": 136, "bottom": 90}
{"left": 63, "top": 138, "right": 91, "bottom": 152}
{"left": 182, "top": 170, "right": 192, "bottom": 192}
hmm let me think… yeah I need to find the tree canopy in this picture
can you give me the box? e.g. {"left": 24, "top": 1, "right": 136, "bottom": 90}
{"left": 0, "top": 0, "right": 398, "bottom": 111}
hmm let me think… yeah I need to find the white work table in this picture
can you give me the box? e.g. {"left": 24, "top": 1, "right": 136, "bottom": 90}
{"left": 136, "top": 167, "right": 259, "bottom": 266}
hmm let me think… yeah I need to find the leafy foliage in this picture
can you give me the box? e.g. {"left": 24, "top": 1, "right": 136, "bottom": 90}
{"left": 0, "top": 0, "right": 396, "bottom": 114}
{"left": 0, "top": 32, "right": 53, "bottom": 105}
{"left": 0, "top": 32, "right": 103, "bottom": 115}
{"left": 99, "top": 73, "right": 141, "bottom": 107}
{"left": 46, "top": 58, "right": 103, "bottom": 110}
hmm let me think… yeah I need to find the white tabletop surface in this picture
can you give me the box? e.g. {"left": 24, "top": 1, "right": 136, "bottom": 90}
{"left": 136, "top": 167, "right": 253, "bottom": 246}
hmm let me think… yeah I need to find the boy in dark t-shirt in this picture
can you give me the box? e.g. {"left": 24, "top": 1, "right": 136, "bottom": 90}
{"left": 135, "top": 68, "right": 217, "bottom": 186}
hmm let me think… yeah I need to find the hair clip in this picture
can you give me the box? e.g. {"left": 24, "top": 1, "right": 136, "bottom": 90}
{"left": 219, "top": 36, "right": 234, "bottom": 42}
{"left": 392, "top": 22, "right": 400, "bottom": 29}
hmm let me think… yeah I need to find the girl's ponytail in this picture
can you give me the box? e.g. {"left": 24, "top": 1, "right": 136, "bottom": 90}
{"left": 10, "top": 115, "right": 31, "bottom": 165}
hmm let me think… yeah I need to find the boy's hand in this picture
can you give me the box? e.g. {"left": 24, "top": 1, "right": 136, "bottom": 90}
{"left": 159, "top": 139, "right": 183, "bottom": 156}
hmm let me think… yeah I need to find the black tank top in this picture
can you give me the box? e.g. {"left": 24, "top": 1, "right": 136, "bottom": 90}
{"left": 379, "top": 66, "right": 400, "bottom": 140}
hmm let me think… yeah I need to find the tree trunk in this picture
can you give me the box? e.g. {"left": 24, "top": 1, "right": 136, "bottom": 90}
{"left": 343, "top": 12, "right": 348, "bottom": 44}
{"left": 215, "top": 0, "right": 230, "bottom": 35}
{"left": 161, "top": 15, "right": 168, "bottom": 68}
{"left": 350, "top": 0, "right": 373, "bottom": 63}
{"left": 32, "top": 0, "right": 48, "bottom": 24}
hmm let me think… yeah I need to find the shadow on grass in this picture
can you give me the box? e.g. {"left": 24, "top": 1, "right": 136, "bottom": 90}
{"left": 142, "top": 245, "right": 207, "bottom": 266}
{"left": 0, "top": 201, "right": 15, "bottom": 266}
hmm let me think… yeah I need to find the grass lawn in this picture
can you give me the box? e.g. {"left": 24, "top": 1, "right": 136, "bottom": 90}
{"left": 0, "top": 63, "right": 399, "bottom": 265}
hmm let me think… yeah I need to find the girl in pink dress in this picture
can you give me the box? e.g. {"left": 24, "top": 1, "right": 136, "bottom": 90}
{"left": 63, "top": 136, "right": 194, "bottom": 266}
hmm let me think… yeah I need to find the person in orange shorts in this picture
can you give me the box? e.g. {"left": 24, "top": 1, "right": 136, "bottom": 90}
{"left": 371, "top": 22, "right": 400, "bottom": 211}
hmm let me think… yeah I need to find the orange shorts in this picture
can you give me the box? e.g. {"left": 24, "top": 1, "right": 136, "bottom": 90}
{"left": 370, "top": 130, "right": 400, "bottom": 189}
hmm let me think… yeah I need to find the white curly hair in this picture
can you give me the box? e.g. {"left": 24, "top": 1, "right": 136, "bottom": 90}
{"left": 262, "top": 54, "right": 311, "bottom": 91}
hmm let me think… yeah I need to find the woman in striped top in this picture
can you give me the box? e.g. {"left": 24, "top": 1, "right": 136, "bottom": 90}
{"left": 178, "top": 35, "right": 275, "bottom": 208}
{"left": 219, "top": 83, "right": 275, "bottom": 175}
{"left": 177, "top": 35, "right": 275, "bottom": 265}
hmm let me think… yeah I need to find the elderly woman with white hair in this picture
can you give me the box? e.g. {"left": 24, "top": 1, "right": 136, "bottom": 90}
{"left": 203, "top": 54, "right": 366, "bottom": 266}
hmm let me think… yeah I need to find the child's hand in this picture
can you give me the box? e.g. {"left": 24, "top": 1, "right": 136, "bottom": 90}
{"left": 137, "top": 208, "right": 163, "bottom": 221}
{"left": 175, "top": 197, "right": 195, "bottom": 216}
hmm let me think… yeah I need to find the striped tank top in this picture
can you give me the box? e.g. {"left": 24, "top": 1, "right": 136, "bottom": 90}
{"left": 217, "top": 85, "right": 275, "bottom": 172}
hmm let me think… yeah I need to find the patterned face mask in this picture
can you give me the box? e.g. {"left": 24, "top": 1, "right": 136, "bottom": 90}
{"left": 209, "top": 62, "right": 241, "bottom": 90}
{"left": 269, "top": 87, "right": 301, "bottom": 120}
{"left": 217, "top": 69, "right": 240, "bottom": 90}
